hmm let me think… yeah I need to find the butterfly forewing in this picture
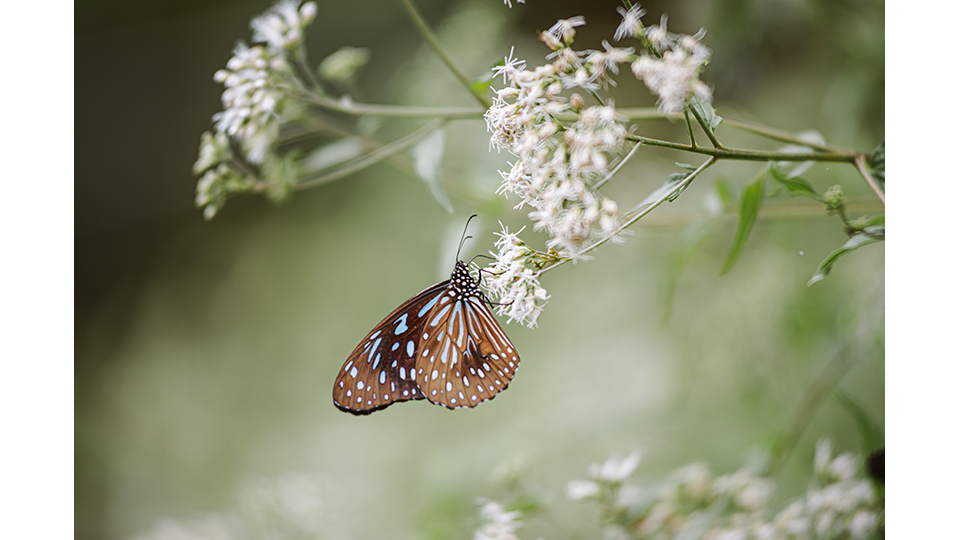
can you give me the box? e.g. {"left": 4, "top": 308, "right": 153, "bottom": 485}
{"left": 416, "top": 264, "right": 520, "bottom": 409}
{"left": 333, "top": 281, "right": 450, "bottom": 415}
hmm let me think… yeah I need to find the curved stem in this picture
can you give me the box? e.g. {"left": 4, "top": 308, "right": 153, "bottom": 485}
{"left": 398, "top": 0, "right": 490, "bottom": 109}
{"left": 854, "top": 155, "right": 886, "bottom": 204}
{"left": 594, "top": 140, "right": 642, "bottom": 190}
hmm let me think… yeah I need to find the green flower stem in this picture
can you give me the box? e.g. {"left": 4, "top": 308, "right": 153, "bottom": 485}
{"left": 683, "top": 109, "right": 698, "bottom": 149}
{"left": 626, "top": 134, "right": 858, "bottom": 163}
{"left": 398, "top": 0, "right": 490, "bottom": 109}
{"left": 541, "top": 157, "right": 719, "bottom": 274}
{"left": 854, "top": 155, "right": 886, "bottom": 204}
{"left": 293, "top": 44, "right": 324, "bottom": 92}
{"left": 689, "top": 106, "right": 724, "bottom": 149}
{"left": 766, "top": 340, "right": 864, "bottom": 476}
{"left": 259, "top": 118, "right": 447, "bottom": 192}
{"left": 593, "top": 140, "right": 642, "bottom": 190}
{"left": 302, "top": 91, "right": 483, "bottom": 119}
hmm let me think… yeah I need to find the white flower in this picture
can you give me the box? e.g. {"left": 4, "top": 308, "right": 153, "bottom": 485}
{"left": 503, "top": 0, "right": 526, "bottom": 7}
{"left": 614, "top": 5, "right": 646, "bottom": 41}
{"left": 830, "top": 453, "right": 859, "bottom": 482}
{"left": 848, "top": 510, "right": 878, "bottom": 538}
{"left": 630, "top": 25, "right": 713, "bottom": 114}
{"left": 212, "top": 42, "right": 291, "bottom": 163}
{"left": 250, "top": 0, "right": 317, "bottom": 52}
{"left": 588, "top": 451, "right": 642, "bottom": 482}
{"left": 566, "top": 479, "right": 601, "bottom": 501}
{"left": 474, "top": 500, "right": 522, "bottom": 540}
{"left": 547, "top": 16, "right": 586, "bottom": 44}
{"left": 486, "top": 224, "right": 550, "bottom": 328}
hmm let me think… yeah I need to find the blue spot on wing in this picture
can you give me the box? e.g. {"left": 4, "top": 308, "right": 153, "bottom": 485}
{"left": 394, "top": 313, "right": 409, "bottom": 334}
{"left": 418, "top": 292, "right": 444, "bottom": 318}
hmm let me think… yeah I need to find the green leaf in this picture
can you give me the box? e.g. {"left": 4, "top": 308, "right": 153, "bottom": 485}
{"left": 720, "top": 175, "right": 765, "bottom": 275}
{"left": 666, "top": 172, "right": 692, "bottom": 202}
{"left": 300, "top": 138, "right": 366, "bottom": 174}
{"left": 689, "top": 94, "right": 723, "bottom": 132}
{"left": 868, "top": 139, "right": 885, "bottom": 184}
{"left": 808, "top": 226, "right": 885, "bottom": 285}
{"left": 410, "top": 127, "right": 453, "bottom": 213}
{"left": 835, "top": 390, "right": 885, "bottom": 453}
{"left": 768, "top": 164, "right": 823, "bottom": 202}
{"left": 714, "top": 178, "right": 735, "bottom": 209}
{"left": 471, "top": 59, "right": 501, "bottom": 94}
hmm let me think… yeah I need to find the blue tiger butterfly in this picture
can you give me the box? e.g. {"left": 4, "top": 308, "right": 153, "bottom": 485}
{"left": 333, "top": 217, "right": 520, "bottom": 415}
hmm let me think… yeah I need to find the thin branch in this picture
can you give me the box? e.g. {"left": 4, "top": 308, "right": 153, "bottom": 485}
{"left": 627, "top": 134, "right": 857, "bottom": 163}
{"left": 398, "top": 0, "right": 490, "bottom": 109}
{"left": 302, "top": 91, "right": 484, "bottom": 119}
{"left": 594, "top": 140, "right": 643, "bottom": 190}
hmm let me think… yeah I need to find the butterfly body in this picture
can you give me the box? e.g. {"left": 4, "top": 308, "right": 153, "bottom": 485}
{"left": 333, "top": 261, "right": 519, "bottom": 415}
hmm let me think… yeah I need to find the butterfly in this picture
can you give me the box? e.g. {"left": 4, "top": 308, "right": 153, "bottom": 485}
{"left": 333, "top": 218, "right": 520, "bottom": 415}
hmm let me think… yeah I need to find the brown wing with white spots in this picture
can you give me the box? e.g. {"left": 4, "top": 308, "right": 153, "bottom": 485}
{"left": 416, "top": 293, "right": 520, "bottom": 409}
{"left": 332, "top": 281, "right": 449, "bottom": 415}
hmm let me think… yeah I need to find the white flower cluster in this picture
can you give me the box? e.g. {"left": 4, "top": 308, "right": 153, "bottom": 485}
{"left": 565, "top": 442, "right": 881, "bottom": 540}
{"left": 131, "top": 473, "right": 345, "bottom": 540}
{"left": 212, "top": 1, "right": 317, "bottom": 163}
{"left": 193, "top": 131, "right": 257, "bottom": 220}
{"left": 474, "top": 499, "right": 523, "bottom": 540}
{"left": 212, "top": 41, "right": 293, "bottom": 164}
{"left": 250, "top": 0, "right": 317, "bottom": 53}
{"left": 616, "top": 8, "right": 713, "bottom": 114}
{"left": 485, "top": 38, "right": 627, "bottom": 259}
{"left": 486, "top": 225, "right": 550, "bottom": 328}
{"left": 197, "top": 1, "right": 319, "bottom": 219}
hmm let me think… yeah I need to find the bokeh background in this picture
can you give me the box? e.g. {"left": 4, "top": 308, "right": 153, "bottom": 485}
{"left": 75, "top": 0, "right": 884, "bottom": 539}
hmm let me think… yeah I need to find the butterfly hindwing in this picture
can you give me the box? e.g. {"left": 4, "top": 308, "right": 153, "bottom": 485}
{"left": 332, "top": 281, "right": 450, "bottom": 415}
{"left": 416, "top": 269, "right": 520, "bottom": 409}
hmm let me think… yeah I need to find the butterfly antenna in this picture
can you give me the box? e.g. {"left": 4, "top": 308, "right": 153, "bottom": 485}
{"left": 456, "top": 214, "right": 479, "bottom": 261}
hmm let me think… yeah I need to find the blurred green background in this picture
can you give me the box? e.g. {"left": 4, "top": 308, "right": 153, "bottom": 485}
{"left": 75, "top": 0, "right": 884, "bottom": 539}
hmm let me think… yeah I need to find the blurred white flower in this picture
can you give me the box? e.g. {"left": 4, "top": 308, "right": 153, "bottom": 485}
{"left": 566, "top": 479, "right": 601, "bottom": 501}
{"left": 629, "top": 18, "right": 712, "bottom": 114}
{"left": 474, "top": 499, "right": 522, "bottom": 540}
{"left": 814, "top": 439, "right": 833, "bottom": 476}
{"left": 250, "top": 0, "right": 317, "bottom": 53}
{"left": 614, "top": 5, "right": 646, "bottom": 41}
{"left": 588, "top": 451, "right": 642, "bottom": 482}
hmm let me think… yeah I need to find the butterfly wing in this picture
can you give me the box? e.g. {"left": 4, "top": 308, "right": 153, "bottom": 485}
{"left": 416, "top": 293, "right": 520, "bottom": 409}
{"left": 333, "top": 281, "right": 451, "bottom": 415}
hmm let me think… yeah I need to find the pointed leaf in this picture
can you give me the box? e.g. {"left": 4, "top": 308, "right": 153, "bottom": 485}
{"left": 689, "top": 94, "right": 722, "bottom": 132}
{"left": 808, "top": 226, "right": 884, "bottom": 285}
{"left": 300, "top": 137, "right": 366, "bottom": 174}
{"left": 768, "top": 164, "right": 822, "bottom": 202}
{"left": 868, "top": 139, "right": 885, "bottom": 184}
{"left": 411, "top": 127, "right": 453, "bottom": 213}
{"left": 720, "top": 175, "right": 765, "bottom": 275}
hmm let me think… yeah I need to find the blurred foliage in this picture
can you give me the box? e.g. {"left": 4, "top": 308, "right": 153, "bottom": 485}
{"left": 75, "top": 1, "right": 883, "bottom": 539}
